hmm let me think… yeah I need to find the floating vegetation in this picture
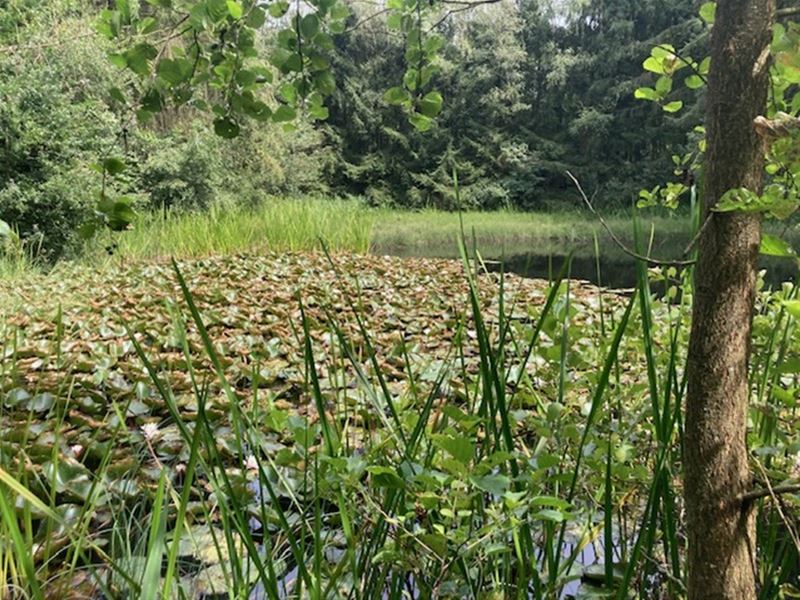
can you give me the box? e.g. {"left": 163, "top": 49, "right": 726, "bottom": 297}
{"left": 0, "top": 252, "right": 797, "bottom": 598}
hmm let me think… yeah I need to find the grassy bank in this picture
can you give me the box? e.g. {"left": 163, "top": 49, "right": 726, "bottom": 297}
{"left": 110, "top": 197, "right": 373, "bottom": 261}
{"left": 370, "top": 208, "right": 692, "bottom": 256}
{"left": 1, "top": 198, "right": 701, "bottom": 280}
{"left": 0, "top": 197, "right": 374, "bottom": 279}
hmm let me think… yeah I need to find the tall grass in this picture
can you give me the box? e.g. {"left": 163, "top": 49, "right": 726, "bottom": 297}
{"left": 370, "top": 207, "right": 694, "bottom": 257}
{"left": 109, "top": 197, "right": 374, "bottom": 261}
{"left": 0, "top": 227, "right": 42, "bottom": 280}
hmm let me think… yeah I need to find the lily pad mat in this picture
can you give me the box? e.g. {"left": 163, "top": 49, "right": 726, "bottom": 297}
{"left": 0, "top": 251, "right": 624, "bottom": 593}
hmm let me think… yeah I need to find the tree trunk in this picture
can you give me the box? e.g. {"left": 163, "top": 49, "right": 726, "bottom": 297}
{"left": 684, "top": 1, "right": 774, "bottom": 599}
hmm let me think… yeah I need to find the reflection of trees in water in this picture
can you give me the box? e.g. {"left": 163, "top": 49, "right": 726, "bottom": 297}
{"left": 374, "top": 231, "right": 800, "bottom": 289}
{"left": 496, "top": 252, "right": 798, "bottom": 290}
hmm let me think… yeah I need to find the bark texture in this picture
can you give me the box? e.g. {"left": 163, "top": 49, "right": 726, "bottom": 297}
{"left": 684, "top": 1, "right": 774, "bottom": 599}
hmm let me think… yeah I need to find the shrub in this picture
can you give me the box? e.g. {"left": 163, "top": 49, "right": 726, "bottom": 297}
{"left": 137, "top": 128, "right": 222, "bottom": 215}
{"left": 0, "top": 10, "right": 118, "bottom": 260}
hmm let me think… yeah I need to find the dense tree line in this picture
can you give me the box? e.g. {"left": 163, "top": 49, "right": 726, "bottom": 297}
{"left": 0, "top": 0, "right": 706, "bottom": 259}
{"left": 324, "top": 0, "right": 705, "bottom": 209}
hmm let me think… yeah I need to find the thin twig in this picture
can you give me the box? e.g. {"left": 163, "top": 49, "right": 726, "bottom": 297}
{"left": 681, "top": 212, "right": 713, "bottom": 257}
{"left": 344, "top": 8, "right": 392, "bottom": 33}
{"left": 777, "top": 6, "right": 800, "bottom": 19}
{"left": 656, "top": 44, "right": 708, "bottom": 85}
{"left": 744, "top": 460, "right": 800, "bottom": 553}
{"left": 566, "top": 171, "right": 697, "bottom": 268}
{"left": 429, "top": 0, "right": 503, "bottom": 30}
{"left": 739, "top": 483, "right": 800, "bottom": 504}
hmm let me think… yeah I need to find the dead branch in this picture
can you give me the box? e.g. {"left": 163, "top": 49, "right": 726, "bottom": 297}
{"left": 566, "top": 171, "right": 697, "bottom": 268}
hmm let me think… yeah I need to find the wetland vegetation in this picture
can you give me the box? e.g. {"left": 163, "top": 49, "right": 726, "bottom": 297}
{"left": 2, "top": 0, "right": 800, "bottom": 599}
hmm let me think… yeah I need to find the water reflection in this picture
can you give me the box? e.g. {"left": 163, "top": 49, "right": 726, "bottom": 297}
{"left": 373, "top": 234, "right": 799, "bottom": 290}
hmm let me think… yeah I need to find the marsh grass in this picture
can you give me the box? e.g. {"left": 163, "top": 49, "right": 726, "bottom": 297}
{"left": 369, "top": 208, "right": 693, "bottom": 257}
{"left": 1, "top": 198, "right": 696, "bottom": 281}
{"left": 107, "top": 197, "right": 374, "bottom": 261}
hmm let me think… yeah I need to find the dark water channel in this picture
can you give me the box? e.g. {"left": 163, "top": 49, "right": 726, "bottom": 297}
{"left": 373, "top": 233, "right": 800, "bottom": 290}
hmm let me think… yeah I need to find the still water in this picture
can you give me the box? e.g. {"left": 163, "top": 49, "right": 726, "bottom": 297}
{"left": 373, "top": 234, "right": 800, "bottom": 290}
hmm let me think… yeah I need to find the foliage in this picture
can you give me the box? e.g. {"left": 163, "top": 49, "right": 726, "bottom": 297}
{"left": 0, "top": 1, "right": 339, "bottom": 262}
{"left": 0, "top": 6, "right": 118, "bottom": 260}
{"left": 137, "top": 126, "right": 224, "bottom": 214}
{"left": 634, "top": 3, "right": 800, "bottom": 259}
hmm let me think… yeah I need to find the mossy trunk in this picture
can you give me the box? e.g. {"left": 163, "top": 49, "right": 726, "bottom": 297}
{"left": 684, "top": 1, "right": 774, "bottom": 598}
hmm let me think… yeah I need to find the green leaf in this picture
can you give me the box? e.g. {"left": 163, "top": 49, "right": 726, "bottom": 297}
{"left": 108, "top": 53, "right": 127, "bottom": 69}
{"left": 403, "top": 68, "right": 418, "bottom": 91}
{"left": 367, "top": 466, "right": 404, "bottom": 489}
{"left": 125, "top": 43, "right": 158, "bottom": 76}
{"left": 213, "top": 117, "right": 240, "bottom": 138}
{"left": 383, "top": 86, "right": 409, "bottom": 105}
{"left": 108, "top": 199, "right": 137, "bottom": 231}
{"left": 431, "top": 434, "right": 474, "bottom": 464}
{"left": 268, "top": 1, "right": 289, "bottom": 17}
{"left": 246, "top": 6, "right": 266, "bottom": 28}
{"left": 715, "top": 187, "right": 761, "bottom": 212}
{"left": 685, "top": 74, "right": 705, "bottom": 89}
{"left": 300, "top": 14, "right": 320, "bottom": 39}
{"left": 699, "top": 2, "right": 716, "bottom": 25}
{"left": 760, "top": 233, "right": 796, "bottom": 257}
{"left": 651, "top": 44, "right": 675, "bottom": 60}
{"left": 272, "top": 105, "right": 297, "bottom": 122}
{"left": 157, "top": 58, "right": 192, "bottom": 86}
{"left": 419, "top": 90, "right": 443, "bottom": 118}
{"left": 470, "top": 473, "right": 510, "bottom": 495}
{"left": 386, "top": 12, "right": 403, "bottom": 29}
{"left": 139, "top": 16, "right": 158, "bottom": 34}
{"left": 409, "top": 112, "right": 432, "bottom": 131}
{"left": 103, "top": 157, "right": 126, "bottom": 175}
{"left": 634, "top": 87, "right": 659, "bottom": 101}
{"left": 662, "top": 100, "right": 683, "bottom": 113}
{"left": 655, "top": 75, "right": 672, "bottom": 95}
{"left": 309, "top": 104, "right": 329, "bottom": 120}
{"left": 643, "top": 56, "right": 665, "bottom": 74}
{"left": 226, "top": 0, "right": 243, "bottom": 18}
{"left": 532, "top": 508, "right": 568, "bottom": 522}
{"left": 783, "top": 300, "right": 800, "bottom": 319}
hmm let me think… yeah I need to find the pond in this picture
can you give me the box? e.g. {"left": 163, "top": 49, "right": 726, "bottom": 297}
{"left": 373, "top": 232, "right": 800, "bottom": 290}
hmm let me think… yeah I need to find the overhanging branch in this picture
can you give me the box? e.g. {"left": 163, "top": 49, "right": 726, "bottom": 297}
{"left": 566, "top": 171, "right": 697, "bottom": 268}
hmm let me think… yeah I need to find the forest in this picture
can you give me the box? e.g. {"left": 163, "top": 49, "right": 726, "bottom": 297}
{"left": 0, "top": 0, "right": 799, "bottom": 598}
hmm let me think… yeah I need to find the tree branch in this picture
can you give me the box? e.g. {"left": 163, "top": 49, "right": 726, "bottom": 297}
{"left": 429, "top": 0, "right": 503, "bottom": 30}
{"left": 776, "top": 6, "right": 800, "bottom": 19}
{"left": 566, "top": 171, "right": 697, "bottom": 268}
{"left": 681, "top": 212, "right": 713, "bottom": 257}
{"left": 739, "top": 483, "right": 800, "bottom": 504}
{"left": 656, "top": 44, "right": 708, "bottom": 85}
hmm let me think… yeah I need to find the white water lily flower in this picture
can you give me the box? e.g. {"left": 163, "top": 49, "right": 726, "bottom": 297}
{"left": 793, "top": 453, "right": 800, "bottom": 479}
{"left": 245, "top": 455, "right": 259, "bottom": 471}
{"left": 140, "top": 422, "right": 160, "bottom": 441}
{"left": 70, "top": 444, "right": 84, "bottom": 457}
